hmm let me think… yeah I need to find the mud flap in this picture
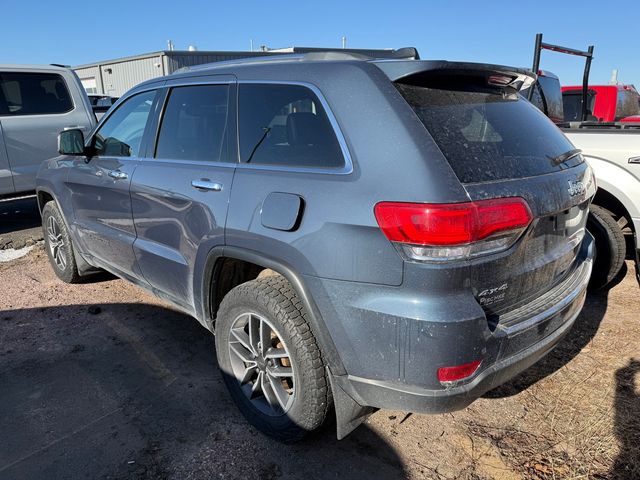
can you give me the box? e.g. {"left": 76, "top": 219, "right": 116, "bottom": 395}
{"left": 327, "top": 368, "right": 378, "bottom": 439}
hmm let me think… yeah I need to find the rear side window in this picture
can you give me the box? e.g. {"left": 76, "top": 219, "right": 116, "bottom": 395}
{"left": 0, "top": 72, "right": 73, "bottom": 116}
{"left": 238, "top": 84, "right": 344, "bottom": 169}
{"left": 396, "top": 82, "right": 578, "bottom": 183}
{"left": 616, "top": 90, "right": 640, "bottom": 120}
{"left": 155, "top": 84, "right": 230, "bottom": 162}
{"left": 93, "top": 90, "right": 156, "bottom": 157}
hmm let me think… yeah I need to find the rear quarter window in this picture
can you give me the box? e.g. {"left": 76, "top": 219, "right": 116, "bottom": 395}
{"left": 238, "top": 84, "right": 345, "bottom": 169}
{"left": 396, "top": 82, "right": 578, "bottom": 183}
{"left": 0, "top": 72, "right": 73, "bottom": 116}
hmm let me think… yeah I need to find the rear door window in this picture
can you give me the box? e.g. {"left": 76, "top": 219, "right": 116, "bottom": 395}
{"left": 238, "top": 84, "right": 344, "bottom": 169}
{"left": 155, "top": 84, "right": 231, "bottom": 162}
{"left": 0, "top": 72, "right": 73, "bottom": 115}
{"left": 396, "top": 82, "right": 578, "bottom": 183}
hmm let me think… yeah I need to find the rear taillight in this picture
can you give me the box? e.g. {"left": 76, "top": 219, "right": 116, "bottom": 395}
{"left": 374, "top": 198, "right": 532, "bottom": 262}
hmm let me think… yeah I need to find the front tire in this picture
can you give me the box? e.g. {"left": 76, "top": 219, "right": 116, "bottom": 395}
{"left": 42, "top": 202, "right": 82, "bottom": 283}
{"left": 215, "top": 275, "right": 331, "bottom": 442}
{"left": 587, "top": 205, "right": 626, "bottom": 289}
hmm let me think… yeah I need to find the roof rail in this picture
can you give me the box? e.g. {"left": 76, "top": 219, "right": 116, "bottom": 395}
{"left": 173, "top": 47, "right": 420, "bottom": 74}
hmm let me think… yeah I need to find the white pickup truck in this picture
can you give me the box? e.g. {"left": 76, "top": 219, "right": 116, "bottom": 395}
{"left": 525, "top": 34, "right": 639, "bottom": 287}
{"left": 563, "top": 125, "right": 639, "bottom": 286}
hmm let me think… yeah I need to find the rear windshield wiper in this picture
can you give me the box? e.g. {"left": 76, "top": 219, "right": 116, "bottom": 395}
{"left": 547, "top": 148, "right": 582, "bottom": 165}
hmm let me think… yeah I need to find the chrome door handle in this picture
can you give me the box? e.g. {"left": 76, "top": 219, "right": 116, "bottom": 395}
{"left": 108, "top": 170, "right": 128, "bottom": 180}
{"left": 191, "top": 179, "right": 223, "bottom": 192}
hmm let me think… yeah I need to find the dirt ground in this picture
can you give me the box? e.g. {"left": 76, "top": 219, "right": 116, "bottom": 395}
{"left": 0, "top": 245, "right": 638, "bottom": 480}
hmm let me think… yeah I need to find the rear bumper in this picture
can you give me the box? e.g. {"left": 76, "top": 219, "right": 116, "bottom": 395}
{"left": 309, "top": 233, "right": 594, "bottom": 414}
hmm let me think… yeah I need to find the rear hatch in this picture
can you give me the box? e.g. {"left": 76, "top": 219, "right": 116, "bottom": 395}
{"left": 377, "top": 61, "right": 595, "bottom": 320}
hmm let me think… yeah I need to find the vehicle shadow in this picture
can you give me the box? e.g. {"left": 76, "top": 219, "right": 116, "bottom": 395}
{"left": 611, "top": 358, "right": 640, "bottom": 480}
{"left": 0, "top": 303, "right": 406, "bottom": 480}
{"left": 485, "top": 264, "right": 626, "bottom": 398}
{"left": 0, "top": 197, "right": 40, "bottom": 235}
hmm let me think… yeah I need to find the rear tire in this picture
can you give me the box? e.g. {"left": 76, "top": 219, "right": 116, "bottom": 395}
{"left": 587, "top": 204, "right": 626, "bottom": 289}
{"left": 42, "top": 201, "right": 82, "bottom": 284}
{"left": 215, "top": 275, "right": 331, "bottom": 442}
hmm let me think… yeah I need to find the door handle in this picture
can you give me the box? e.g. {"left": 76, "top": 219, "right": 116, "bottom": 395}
{"left": 108, "top": 170, "right": 128, "bottom": 180}
{"left": 191, "top": 179, "right": 223, "bottom": 192}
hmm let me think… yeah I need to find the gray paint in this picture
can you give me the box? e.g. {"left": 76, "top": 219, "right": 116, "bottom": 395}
{"left": 38, "top": 55, "right": 595, "bottom": 428}
{"left": 261, "top": 192, "right": 303, "bottom": 231}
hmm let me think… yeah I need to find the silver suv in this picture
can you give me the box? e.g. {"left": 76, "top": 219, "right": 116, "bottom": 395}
{"left": 0, "top": 64, "right": 95, "bottom": 197}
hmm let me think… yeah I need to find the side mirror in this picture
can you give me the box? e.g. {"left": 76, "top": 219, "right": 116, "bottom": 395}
{"left": 58, "top": 129, "right": 86, "bottom": 155}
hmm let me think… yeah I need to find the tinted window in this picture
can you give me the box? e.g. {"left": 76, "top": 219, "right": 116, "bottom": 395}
{"left": 562, "top": 91, "right": 596, "bottom": 122}
{"left": 0, "top": 72, "right": 73, "bottom": 116}
{"left": 537, "top": 75, "right": 563, "bottom": 123}
{"left": 396, "top": 82, "right": 578, "bottom": 183}
{"left": 94, "top": 90, "right": 155, "bottom": 157}
{"left": 616, "top": 90, "right": 640, "bottom": 120}
{"left": 155, "top": 85, "right": 230, "bottom": 162}
{"left": 238, "top": 84, "right": 344, "bottom": 169}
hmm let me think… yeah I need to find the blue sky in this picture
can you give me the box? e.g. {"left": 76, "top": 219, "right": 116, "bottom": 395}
{"left": 2, "top": 0, "right": 637, "bottom": 86}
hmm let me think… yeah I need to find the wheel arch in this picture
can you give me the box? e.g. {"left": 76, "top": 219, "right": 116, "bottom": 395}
{"left": 196, "top": 245, "right": 347, "bottom": 376}
{"left": 592, "top": 186, "right": 635, "bottom": 232}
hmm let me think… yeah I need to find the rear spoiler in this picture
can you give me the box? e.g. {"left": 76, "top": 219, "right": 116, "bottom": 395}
{"left": 374, "top": 60, "right": 536, "bottom": 92}
{"left": 530, "top": 33, "right": 594, "bottom": 121}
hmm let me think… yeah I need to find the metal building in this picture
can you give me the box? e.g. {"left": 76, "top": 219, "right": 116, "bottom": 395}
{"left": 73, "top": 47, "right": 411, "bottom": 97}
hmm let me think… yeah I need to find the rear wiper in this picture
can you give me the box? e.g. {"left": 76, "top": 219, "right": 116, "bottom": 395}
{"left": 547, "top": 148, "right": 582, "bottom": 165}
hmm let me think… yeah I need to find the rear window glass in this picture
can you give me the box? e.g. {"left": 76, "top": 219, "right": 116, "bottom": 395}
{"left": 396, "top": 82, "right": 578, "bottom": 183}
{"left": 562, "top": 91, "right": 596, "bottom": 122}
{"left": 0, "top": 72, "right": 73, "bottom": 116}
{"left": 238, "top": 84, "right": 345, "bottom": 169}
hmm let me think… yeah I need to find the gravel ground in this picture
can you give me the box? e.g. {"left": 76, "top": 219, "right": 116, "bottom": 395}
{"left": 0, "top": 247, "right": 638, "bottom": 480}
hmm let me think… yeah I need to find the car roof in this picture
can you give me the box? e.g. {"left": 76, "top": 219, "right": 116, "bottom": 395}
{"left": 131, "top": 51, "right": 535, "bottom": 92}
{"left": 0, "top": 64, "right": 71, "bottom": 72}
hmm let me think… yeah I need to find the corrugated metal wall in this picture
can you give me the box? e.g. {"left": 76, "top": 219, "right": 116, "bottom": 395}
{"left": 74, "top": 66, "right": 102, "bottom": 93}
{"left": 165, "top": 52, "right": 272, "bottom": 73}
{"left": 99, "top": 56, "right": 164, "bottom": 96}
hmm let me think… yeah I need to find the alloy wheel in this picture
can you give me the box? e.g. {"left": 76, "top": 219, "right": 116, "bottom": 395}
{"left": 46, "top": 215, "right": 67, "bottom": 270}
{"left": 228, "top": 312, "right": 295, "bottom": 416}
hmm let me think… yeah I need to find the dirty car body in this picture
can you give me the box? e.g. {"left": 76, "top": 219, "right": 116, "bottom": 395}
{"left": 37, "top": 52, "right": 595, "bottom": 439}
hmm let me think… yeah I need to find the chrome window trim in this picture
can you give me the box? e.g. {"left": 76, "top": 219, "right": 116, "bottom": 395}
{"left": 236, "top": 80, "right": 354, "bottom": 175}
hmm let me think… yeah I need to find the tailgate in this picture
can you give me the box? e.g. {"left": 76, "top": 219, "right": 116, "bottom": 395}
{"left": 391, "top": 64, "right": 596, "bottom": 318}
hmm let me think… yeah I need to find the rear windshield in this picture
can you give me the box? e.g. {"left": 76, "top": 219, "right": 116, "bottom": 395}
{"left": 562, "top": 91, "right": 596, "bottom": 122}
{"left": 396, "top": 82, "right": 578, "bottom": 183}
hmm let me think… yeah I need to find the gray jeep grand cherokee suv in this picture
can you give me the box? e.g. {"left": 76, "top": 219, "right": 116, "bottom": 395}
{"left": 37, "top": 51, "right": 595, "bottom": 441}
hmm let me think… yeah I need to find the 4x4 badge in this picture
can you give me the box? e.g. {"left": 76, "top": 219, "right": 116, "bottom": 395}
{"left": 568, "top": 180, "right": 586, "bottom": 197}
